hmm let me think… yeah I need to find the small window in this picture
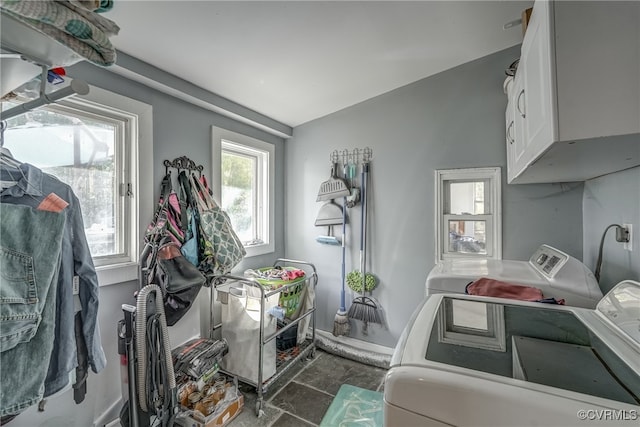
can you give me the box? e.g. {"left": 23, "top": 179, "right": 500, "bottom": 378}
{"left": 212, "top": 126, "right": 274, "bottom": 257}
{"left": 435, "top": 167, "right": 501, "bottom": 261}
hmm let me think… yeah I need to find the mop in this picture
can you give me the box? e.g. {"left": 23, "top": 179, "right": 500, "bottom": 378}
{"left": 333, "top": 162, "right": 350, "bottom": 336}
{"left": 348, "top": 160, "right": 382, "bottom": 332}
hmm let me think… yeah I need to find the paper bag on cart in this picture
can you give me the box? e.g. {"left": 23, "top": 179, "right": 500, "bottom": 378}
{"left": 220, "top": 285, "right": 277, "bottom": 384}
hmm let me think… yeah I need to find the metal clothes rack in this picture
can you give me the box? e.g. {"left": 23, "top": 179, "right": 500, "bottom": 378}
{"left": 2, "top": 9, "right": 90, "bottom": 122}
{"left": 211, "top": 259, "right": 318, "bottom": 416}
{"left": 1, "top": 61, "right": 89, "bottom": 122}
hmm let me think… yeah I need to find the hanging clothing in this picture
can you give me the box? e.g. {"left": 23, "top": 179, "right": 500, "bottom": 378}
{"left": 0, "top": 204, "right": 65, "bottom": 415}
{"left": 0, "top": 163, "right": 106, "bottom": 399}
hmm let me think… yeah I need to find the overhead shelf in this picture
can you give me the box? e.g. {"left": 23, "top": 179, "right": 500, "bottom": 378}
{"left": 1, "top": 12, "right": 83, "bottom": 98}
{"left": 0, "top": 12, "right": 83, "bottom": 67}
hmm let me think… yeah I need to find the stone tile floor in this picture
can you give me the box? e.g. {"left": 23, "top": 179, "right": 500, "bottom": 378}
{"left": 227, "top": 349, "right": 387, "bottom": 427}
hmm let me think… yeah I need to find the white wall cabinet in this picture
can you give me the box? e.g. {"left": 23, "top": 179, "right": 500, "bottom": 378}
{"left": 505, "top": 0, "right": 640, "bottom": 184}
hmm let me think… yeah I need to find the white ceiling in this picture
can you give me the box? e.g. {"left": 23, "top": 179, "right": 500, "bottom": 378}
{"left": 104, "top": 1, "right": 531, "bottom": 128}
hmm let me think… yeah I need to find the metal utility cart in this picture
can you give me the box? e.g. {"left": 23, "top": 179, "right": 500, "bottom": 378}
{"left": 211, "top": 259, "right": 318, "bottom": 416}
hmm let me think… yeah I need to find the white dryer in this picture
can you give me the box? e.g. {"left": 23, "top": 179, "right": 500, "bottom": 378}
{"left": 384, "top": 280, "right": 640, "bottom": 427}
{"left": 427, "top": 244, "right": 602, "bottom": 308}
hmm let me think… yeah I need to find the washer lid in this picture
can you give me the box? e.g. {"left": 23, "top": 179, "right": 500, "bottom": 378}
{"left": 597, "top": 280, "right": 640, "bottom": 345}
{"left": 428, "top": 259, "right": 545, "bottom": 289}
{"left": 426, "top": 245, "right": 602, "bottom": 308}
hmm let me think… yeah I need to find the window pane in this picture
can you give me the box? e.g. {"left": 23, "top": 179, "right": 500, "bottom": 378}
{"left": 452, "top": 300, "right": 488, "bottom": 331}
{"left": 448, "top": 220, "right": 486, "bottom": 254}
{"left": 216, "top": 130, "right": 273, "bottom": 257}
{"left": 221, "top": 150, "right": 255, "bottom": 244}
{"left": 4, "top": 109, "right": 118, "bottom": 257}
{"left": 447, "top": 181, "right": 488, "bottom": 214}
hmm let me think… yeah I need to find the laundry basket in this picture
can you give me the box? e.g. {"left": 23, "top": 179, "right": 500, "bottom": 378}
{"left": 278, "top": 282, "right": 305, "bottom": 318}
{"left": 251, "top": 267, "right": 307, "bottom": 318}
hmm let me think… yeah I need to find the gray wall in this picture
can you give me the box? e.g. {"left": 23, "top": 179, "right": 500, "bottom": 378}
{"left": 70, "top": 62, "right": 287, "bottom": 268}
{"left": 285, "top": 45, "right": 584, "bottom": 348}
{"left": 583, "top": 166, "right": 640, "bottom": 294}
{"left": 8, "top": 62, "right": 286, "bottom": 427}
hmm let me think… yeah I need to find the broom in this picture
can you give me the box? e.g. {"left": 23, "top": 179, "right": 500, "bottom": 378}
{"left": 333, "top": 165, "right": 350, "bottom": 336}
{"left": 348, "top": 160, "right": 382, "bottom": 331}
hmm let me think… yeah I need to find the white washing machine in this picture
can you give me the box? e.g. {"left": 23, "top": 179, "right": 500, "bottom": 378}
{"left": 384, "top": 280, "right": 640, "bottom": 426}
{"left": 426, "top": 244, "right": 602, "bottom": 308}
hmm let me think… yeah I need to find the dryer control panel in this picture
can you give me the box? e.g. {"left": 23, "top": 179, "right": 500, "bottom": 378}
{"left": 528, "top": 245, "right": 569, "bottom": 279}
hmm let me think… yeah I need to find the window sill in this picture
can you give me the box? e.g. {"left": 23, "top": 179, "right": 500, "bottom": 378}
{"left": 243, "top": 242, "right": 275, "bottom": 258}
{"left": 96, "top": 262, "right": 138, "bottom": 287}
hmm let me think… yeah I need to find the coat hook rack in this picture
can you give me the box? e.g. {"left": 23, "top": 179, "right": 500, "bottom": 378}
{"left": 329, "top": 147, "right": 373, "bottom": 166}
{"left": 163, "top": 155, "right": 204, "bottom": 176}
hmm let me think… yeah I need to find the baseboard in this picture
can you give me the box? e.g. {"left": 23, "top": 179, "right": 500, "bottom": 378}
{"left": 93, "top": 398, "right": 123, "bottom": 427}
{"left": 103, "top": 419, "right": 120, "bottom": 427}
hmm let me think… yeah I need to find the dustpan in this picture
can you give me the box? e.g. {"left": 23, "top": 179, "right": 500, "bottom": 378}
{"left": 315, "top": 200, "right": 346, "bottom": 226}
{"left": 317, "top": 163, "right": 350, "bottom": 202}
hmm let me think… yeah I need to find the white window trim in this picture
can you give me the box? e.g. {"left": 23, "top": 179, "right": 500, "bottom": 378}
{"left": 61, "top": 86, "right": 153, "bottom": 286}
{"left": 435, "top": 167, "right": 502, "bottom": 263}
{"left": 212, "top": 126, "right": 275, "bottom": 257}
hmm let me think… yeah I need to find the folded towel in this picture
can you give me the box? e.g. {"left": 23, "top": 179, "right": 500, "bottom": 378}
{"left": 69, "top": 0, "right": 115, "bottom": 13}
{"left": 62, "top": 0, "right": 119, "bottom": 35}
{"left": 69, "top": 1, "right": 101, "bottom": 12}
{"left": 465, "top": 278, "right": 544, "bottom": 301}
{"left": 96, "top": 0, "right": 114, "bottom": 14}
{"left": 0, "top": 0, "right": 119, "bottom": 66}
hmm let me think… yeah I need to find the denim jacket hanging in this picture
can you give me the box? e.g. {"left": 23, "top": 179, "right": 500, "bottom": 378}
{"left": 0, "top": 163, "right": 106, "bottom": 401}
{"left": 0, "top": 204, "right": 65, "bottom": 415}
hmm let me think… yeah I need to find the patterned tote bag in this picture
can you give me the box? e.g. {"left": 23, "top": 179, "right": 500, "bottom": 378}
{"left": 190, "top": 174, "right": 246, "bottom": 276}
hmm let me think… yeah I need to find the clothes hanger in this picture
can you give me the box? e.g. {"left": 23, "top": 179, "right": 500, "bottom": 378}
{"left": 0, "top": 121, "right": 23, "bottom": 169}
{"left": 0, "top": 121, "right": 33, "bottom": 191}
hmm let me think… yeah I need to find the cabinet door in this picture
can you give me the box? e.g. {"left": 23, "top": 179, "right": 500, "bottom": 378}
{"left": 520, "top": 0, "right": 556, "bottom": 163}
{"left": 505, "top": 83, "right": 516, "bottom": 182}
{"left": 507, "top": 73, "right": 528, "bottom": 182}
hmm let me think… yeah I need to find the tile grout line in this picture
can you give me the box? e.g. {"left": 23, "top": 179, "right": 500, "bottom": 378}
{"left": 264, "top": 352, "right": 336, "bottom": 427}
{"left": 235, "top": 353, "right": 325, "bottom": 427}
{"left": 264, "top": 405, "right": 319, "bottom": 427}
{"left": 265, "top": 350, "right": 326, "bottom": 403}
{"left": 248, "top": 350, "right": 388, "bottom": 427}
{"left": 289, "top": 379, "right": 336, "bottom": 398}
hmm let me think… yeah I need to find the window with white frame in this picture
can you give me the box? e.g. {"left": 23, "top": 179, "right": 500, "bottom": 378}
{"left": 435, "top": 167, "right": 501, "bottom": 262}
{"left": 2, "top": 86, "right": 152, "bottom": 285}
{"left": 212, "top": 126, "right": 274, "bottom": 257}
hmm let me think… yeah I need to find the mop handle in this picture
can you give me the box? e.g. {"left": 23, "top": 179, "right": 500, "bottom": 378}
{"left": 341, "top": 195, "right": 347, "bottom": 311}
{"left": 361, "top": 162, "right": 368, "bottom": 297}
{"left": 341, "top": 162, "right": 348, "bottom": 311}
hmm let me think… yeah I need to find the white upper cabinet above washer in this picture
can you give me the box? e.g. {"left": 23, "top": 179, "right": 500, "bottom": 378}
{"left": 505, "top": 0, "right": 640, "bottom": 184}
